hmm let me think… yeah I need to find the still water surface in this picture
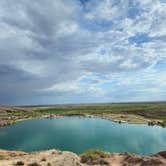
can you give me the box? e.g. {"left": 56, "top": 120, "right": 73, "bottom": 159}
{"left": 0, "top": 117, "right": 166, "bottom": 155}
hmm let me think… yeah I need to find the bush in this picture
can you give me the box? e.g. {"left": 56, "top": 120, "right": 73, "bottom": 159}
{"left": 16, "top": 161, "right": 24, "bottom": 165}
{"left": 80, "top": 149, "right": 109, "bottom": 165}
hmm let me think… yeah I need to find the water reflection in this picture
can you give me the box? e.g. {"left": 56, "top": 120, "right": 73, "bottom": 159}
{"left": 0, "top": 117, "right": 166, "bottom": 155}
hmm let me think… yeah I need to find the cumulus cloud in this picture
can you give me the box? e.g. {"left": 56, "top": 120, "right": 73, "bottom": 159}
{"left": 0, "top": 0, "right": 165, "bottom": 105}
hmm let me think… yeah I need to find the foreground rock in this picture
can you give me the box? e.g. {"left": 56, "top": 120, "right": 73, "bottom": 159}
{"left": 0, "top": 149, "right": 166, "bottom": 166}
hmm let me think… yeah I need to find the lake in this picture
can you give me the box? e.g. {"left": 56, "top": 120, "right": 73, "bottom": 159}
{"left": 0, "top": 117, "right": 166, "bottom": 155}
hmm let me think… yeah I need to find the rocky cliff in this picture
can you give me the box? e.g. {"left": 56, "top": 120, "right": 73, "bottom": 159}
{"left": 0, "top": 149, "right": 166, "bottom": 166}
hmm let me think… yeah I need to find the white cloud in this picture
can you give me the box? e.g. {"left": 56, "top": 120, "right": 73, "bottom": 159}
{"left": 43, "top": 81, "right": 81, "bottom": 93}
{"left": 0, "top": 0, "right": 165, "bottom": 104}
{"left": 84, "top": 0, "right": 129, "bottom": 21}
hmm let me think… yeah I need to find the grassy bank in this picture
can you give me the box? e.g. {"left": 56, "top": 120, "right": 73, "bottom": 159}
{"left": 0, "top": 102, "right": 166, "bottom": 127}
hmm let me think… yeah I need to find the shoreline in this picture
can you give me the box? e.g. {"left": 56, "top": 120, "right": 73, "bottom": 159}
{"left": 0, "top": 113, "right": 164, "bottom": 128}
{"left": 1, "top": 103, "right": 166, "bottom": 128}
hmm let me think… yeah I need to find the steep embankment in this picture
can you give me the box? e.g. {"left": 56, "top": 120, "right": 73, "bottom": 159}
{"left": 0, "top": 149, "right": 166, "bottom": 166}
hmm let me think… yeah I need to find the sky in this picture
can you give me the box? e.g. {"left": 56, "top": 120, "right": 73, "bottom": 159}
{"left": 0, "top": 0, "right": 166, "bottom": 105}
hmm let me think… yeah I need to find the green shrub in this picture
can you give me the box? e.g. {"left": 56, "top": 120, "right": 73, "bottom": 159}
{"left": 80, "top": 149, "right": 109, "bottom": 165}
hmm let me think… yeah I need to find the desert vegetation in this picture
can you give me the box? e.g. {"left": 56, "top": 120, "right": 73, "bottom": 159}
{"left": 80, "top": 149, "right": 110, "bottom": 165}
{"left": 0, "top": 102, "right": 166, "bottom": 127}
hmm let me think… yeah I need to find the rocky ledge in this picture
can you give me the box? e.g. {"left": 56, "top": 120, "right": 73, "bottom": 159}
{"left": 0, "top": 149, "right": 166, "bottom": 166}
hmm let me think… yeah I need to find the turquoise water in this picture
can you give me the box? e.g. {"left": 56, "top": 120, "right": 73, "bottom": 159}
{"left": 0, "top": 117, "right": 166, "bottom": 155}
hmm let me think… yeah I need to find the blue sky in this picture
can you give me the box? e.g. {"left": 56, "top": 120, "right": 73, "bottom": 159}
{"left": 0, "top": 0, "right": 166, "bottom": 105}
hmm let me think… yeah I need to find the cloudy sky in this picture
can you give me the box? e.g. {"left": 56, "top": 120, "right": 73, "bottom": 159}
{"left": 0, "top": 0, "right": 166, "bottom": 105}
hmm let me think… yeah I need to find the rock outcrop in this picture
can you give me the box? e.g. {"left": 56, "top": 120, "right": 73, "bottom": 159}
{"left": 0, "top": 149, "right": 166, "bottom": 166}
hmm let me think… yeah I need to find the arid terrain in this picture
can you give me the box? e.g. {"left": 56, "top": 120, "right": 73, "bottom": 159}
{"left": 0, "top": 149, "right": 166, "bottom": 166}
{"left": 0, "top": 102, "right": 166, "bottom": 128}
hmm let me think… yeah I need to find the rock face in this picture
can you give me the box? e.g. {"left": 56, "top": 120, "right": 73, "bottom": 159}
{"left": 0, "top": 149, "right": 83, "bottom": 166}
{"left": 0, "top": 149, "right": 166, "bottom": 166}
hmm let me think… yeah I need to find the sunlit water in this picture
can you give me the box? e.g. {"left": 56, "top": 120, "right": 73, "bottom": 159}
{"left": 0, "top": 117, "right": 166, "bottom": 155}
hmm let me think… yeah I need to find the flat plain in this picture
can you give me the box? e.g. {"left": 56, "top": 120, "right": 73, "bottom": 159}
{"left": 0, "top": 102, "right": 166, "bottom": 127}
